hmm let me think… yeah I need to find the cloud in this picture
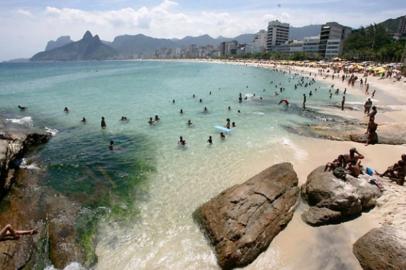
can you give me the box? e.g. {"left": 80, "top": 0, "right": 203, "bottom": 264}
{"left": 0, "top": 0, "right": 406, "bottom": 60}
{"left": 16, "top": 9, "right": 32, "bottom": 17}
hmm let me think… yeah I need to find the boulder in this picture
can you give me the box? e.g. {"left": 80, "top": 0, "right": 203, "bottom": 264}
{"left": 301, "top": 166, "right": 381, "bottom": 226}
{"left": 353, "top": 226, "right": 406, "bottom": 270}
{"left": 194, "top": 163, "right": 299, "bottom": 269}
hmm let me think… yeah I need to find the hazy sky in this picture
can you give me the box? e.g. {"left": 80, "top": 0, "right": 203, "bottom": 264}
{"left": 0, "top": 0, "right": 405, "bottom": 60}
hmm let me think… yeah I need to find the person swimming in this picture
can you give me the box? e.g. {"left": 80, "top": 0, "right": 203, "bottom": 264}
{"left": 81, "top": 117, "right": 86, "bottom": 123}
{"left": 17, "top": 105, "right": 27, "bottom": 111}
{"left": 220, "top": 132, "right": 226, "bottom": 140}
{"left": 237, "top": 110, "right": 241, "bottom": 113}
{"left": 279, "top": 99, "right": 289, "bottom": 106}
{"left": 203, "top": 107, "right": 208, "bottom": 113}
{"left": 180, "top": 109, "right": 184, "bottom": 114}
{"left": 148, "top": 117, "right": 154, "bottom": 125}
{"left": 172, "top": 99, "right": 175, "bottom": 104}
{"left": 109, "top": 140, "right": 114, "bottom": 151}
{"left": 187, "top": 119, "right": 192, "bottom": 127}
{"left": 178, "top": 136, "right": 186, "bottom": 146}
{"left": 155, "top": 115, "right": 160, "bottom": 121}
{"left": 101, "top": 116, "right": 106, "bottom": 129}
{"left": 120, "top": 116, "right": 128, "bottom": 121}
{"left": 228, "top": 106, "right": 231, "bottom": 111}
{"left": 64, "top": 107, "right": 69, "bottom": 113}
{"left": 232, "top": 122, "right": 236, "bottom": 128}
{"left": 192, "top": 94, "right": 196, "bottom": 98}
{"left": 207, "top": 136, "right": 213, "bottom": 144}
{"left": 199, "top": 98, "right": 203, "bottom": 103}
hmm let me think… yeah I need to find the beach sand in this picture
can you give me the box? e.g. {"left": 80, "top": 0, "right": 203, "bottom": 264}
{"left": 194, "top": 59, "right": 406, "bottom": 269}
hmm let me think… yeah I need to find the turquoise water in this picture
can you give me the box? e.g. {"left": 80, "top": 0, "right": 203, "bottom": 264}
{"left": 0, "top": 61, "right": 354, "bottom": 269}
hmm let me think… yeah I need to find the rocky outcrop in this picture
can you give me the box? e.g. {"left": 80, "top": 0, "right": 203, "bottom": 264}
{"left": 194, "top": 163, "right": 299, "bottom": 269}
{"left": 0, "top": 128, "right": 51, "bottom": 198}
{"left": 284, "top": 122, "right": 406, "bottom": 145}
{"left": 301, "top": 166, "right": 381, "bottom": 226}
{"left": 353, "top": 226, "right": 406, "bottom": 270}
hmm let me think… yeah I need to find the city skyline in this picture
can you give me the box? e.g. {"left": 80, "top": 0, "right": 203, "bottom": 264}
{"left": 1, "top": 0, "right": 406, "bottom": 60}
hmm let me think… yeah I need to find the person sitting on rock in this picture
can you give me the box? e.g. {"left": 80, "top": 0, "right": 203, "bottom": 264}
{"left": 343, "top": 148, "right": 365, "bottom": 178}
{"left": 0, "top": 224, "right": 37, "bottom": 241}
{"left": 378, "top": 158, "right": 405, "bottom": 186}
{"left": 324, "top": 155, "right": 345, "bottom": 172}
{"left": 365, "top": 118, "right": 378, "bottom": 146}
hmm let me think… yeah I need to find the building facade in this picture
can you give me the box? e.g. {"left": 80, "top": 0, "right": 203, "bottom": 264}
{"left": 252, "top": 30, "right": 267, "bottom": 53}
{"left": 267, "top": 20, "right": 290, "bottom": 52}
{"left": 319, "top": 22, "right": 351, "bottom": 58}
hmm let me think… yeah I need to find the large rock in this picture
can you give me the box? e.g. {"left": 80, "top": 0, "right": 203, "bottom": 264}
{"left": 301, "top": 166, "right": 381, "bottom": 226}
{"left": 0, "top": 130, "right": 51, "bottom": 199}
{"left": 353, "top": 226, "right": 406, "bottom": 270}
{"left": 194, "top": 163, "right": 299, "bottom": 269}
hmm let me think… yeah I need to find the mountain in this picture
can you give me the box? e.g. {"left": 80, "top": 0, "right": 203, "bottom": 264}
{"left": 45, "top": 36, "right": 73, "bottom": 51}
{"left": 31, "top": 31, "right": 117, "bottom": 61}
{"left": 377, "top": 16, "right": 404, "bottom": 34}
{"left": 111, "top": 34, "right": 177, "bottom": 58}
{"left": 289, "top": 25, "right": 321, "bottom": 40}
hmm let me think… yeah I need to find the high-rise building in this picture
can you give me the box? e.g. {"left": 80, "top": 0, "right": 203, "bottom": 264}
{"left": 319, "top": 22, "right": 351, "bottom": 58}
{"left": 267, "top": 20, "right": 289, "bottom": 51}
{"left": 252, "top": 30, "right": 267, "bottom": 53}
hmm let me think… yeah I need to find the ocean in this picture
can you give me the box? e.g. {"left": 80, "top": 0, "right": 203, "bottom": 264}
{"left": 0, "top": 60, "right": 357, "bottom": 269}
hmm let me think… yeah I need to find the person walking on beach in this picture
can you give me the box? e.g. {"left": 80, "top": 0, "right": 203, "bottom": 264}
{"left": 364, "top": 98, "right": 372, "bottom": 115}
{"left": 101, "top": 117, "right": 106, "bottom": 129}
{"left": 341, "top": 96, "right": 346, "bottom": 111}
{"left": 371, "top": 89, "right": 376, "bottom": 98}
{"left": 302, "top": 94, "right": 307, "bottom": 110}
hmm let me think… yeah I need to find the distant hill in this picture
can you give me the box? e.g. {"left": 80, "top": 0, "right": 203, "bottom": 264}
{"left": 289, "top": 25, "right": 321, "bottom": 40}
{"left": 32, "top": 31, "right": 117, "bottom": 61}
{"left": 45, "top": 36, "right": 73, "bottom": 51}
{"left": 111, "top": 34, "right": 177, "bottom": 58}
{"left": 377, "top": 16, "right": 404, "bottom": 33}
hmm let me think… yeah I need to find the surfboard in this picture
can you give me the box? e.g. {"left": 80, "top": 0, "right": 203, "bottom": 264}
{"left": 214, "top": 125, "right": 231, "bottom": 133}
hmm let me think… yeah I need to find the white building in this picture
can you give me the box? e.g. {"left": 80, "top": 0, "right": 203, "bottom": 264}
{"left": 319, "top": 22, "right": 351, "bottom": 58}
{"left": 252, "top": 30, "right": 267, "bottom": 53}
{"left": 267, "top": 20, "right": 290, "bottom": 52}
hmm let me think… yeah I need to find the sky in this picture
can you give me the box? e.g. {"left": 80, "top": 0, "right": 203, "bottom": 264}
{"left": 0, "top": 0, "right": 405, "bottom": 61}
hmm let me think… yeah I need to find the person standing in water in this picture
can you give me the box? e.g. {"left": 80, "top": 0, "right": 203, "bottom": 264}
{"left": 81, "top": 117, "right": 86, "bottom": 123}
{"left": 220, "top": 132, "right": 226, "bottom": 140}
{"left": 101, "top": 117, "right": 106, "bottom": 129}
{"left": 207, "top": 136, "right": 213, "bottom": 144}
{"left": 302, "top": 94, "right": 307, "bottom": 110}
{"left": 341, "top": 95, "right": 346, "bottom": 111}
{"left": 64, "top": 107, "right": 69, "bottom": 113}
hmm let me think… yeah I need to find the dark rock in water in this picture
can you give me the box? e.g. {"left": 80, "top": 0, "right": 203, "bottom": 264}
{"left": 301, "top": 166, "right": 381, "bottom": 226}
{"left": 194, "top": 163, "right": 299, "bottom": 269}
{"left": 353, "top": 226, "right": 406, "bottom": 270}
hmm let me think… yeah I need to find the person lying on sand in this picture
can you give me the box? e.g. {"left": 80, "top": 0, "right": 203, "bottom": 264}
{"left": 0, "top": 224, "right": 37, "bottom": 241}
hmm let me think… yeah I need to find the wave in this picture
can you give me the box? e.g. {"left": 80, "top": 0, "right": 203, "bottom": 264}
{"left": 19, "top": 158, "right": 40, "bottom": 170}
{"left": 45, "top": 262, "right": 87, "bottom": 270}
{"left": 280, "top": 137, "right": 308, "bottom": 160}
{"left": 5, "top": 116, "right": 33, "bottom": 127}
{"left": 45, "top": 127, "right": 59, "bottom": 136}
